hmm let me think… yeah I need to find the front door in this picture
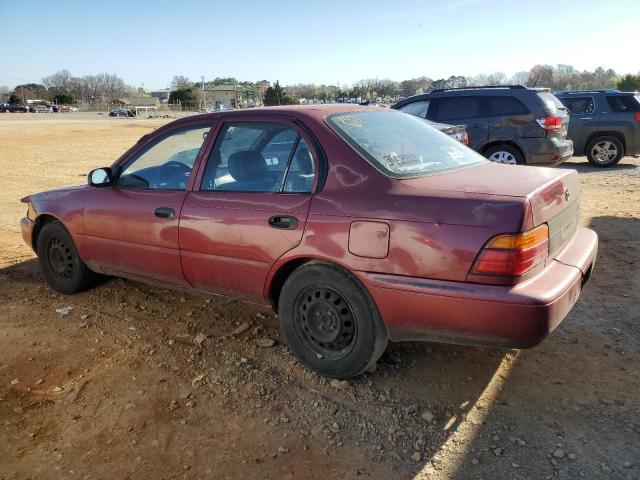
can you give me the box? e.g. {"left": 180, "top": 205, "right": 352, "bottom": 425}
{"left": 431, "top": 96, "right": 489, "bottom": 151}
{"left": 79, "top": 123, "right": 213, "bottom": 285}
{"left": 559, "top": 95, "right": 598, "bottom": 153}
{"left": 179, "top": 119, "right": 317, "bottom": 302}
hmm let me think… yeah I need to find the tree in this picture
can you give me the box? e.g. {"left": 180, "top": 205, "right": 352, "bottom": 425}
{"left": 617, "top": 74, "right": 640, "bottom": 91}
{"left": 171, "top": 76, "right": 191, "bottom": 88}
{"left": 169, "top": 86, "right": 197, "bottom": 107}
{"left": 263, "top": 81, "right": 297, "bottom": 106}
{"left": 527, "top": 64, "right": 554, "bottom": 88}
{"left": 9, "top": 94, "right": 21, "bottom": 104}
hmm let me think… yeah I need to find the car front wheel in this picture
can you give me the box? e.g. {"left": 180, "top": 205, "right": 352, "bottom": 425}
{"left": 586, "top": 136, "right": 624, "bottom": 167}
{"left": 278, "top": 262, "right": 388, "bottom": 379}
{"left": 37, "top": 221, "right": 101, "bottom": 294}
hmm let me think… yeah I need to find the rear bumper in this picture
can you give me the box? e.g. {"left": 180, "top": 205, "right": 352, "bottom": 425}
{"left": 359, "top": 227, "right": 597, "bottom": 348}
{"left": 520, "top": 137, "right": 573, "bottom": 166}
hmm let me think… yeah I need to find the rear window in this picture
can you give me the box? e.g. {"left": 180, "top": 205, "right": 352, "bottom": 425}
{"left": 539, "top": 92, "right": 567, "bottom": 112}
{"left": 486, "top": 96, "right": 529, "bottom": 116}
{"left": 326, "top": 110, "right": 486, "bottom": 178}
{"left": 606, "top": 95, "right": 640, "bottom": 112}
{"left": 435, "top": 97, "right": 480, "bottom": 121}
{"left": 397, "top": 100, "right": 430, "bottom": 118}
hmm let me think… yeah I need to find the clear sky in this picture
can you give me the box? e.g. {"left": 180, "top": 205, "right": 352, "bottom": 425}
{"left": 1, "top": 0, "right": 638, "bottom": 89}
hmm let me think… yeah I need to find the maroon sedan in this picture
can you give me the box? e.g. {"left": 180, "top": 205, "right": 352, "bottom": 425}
{"left": 20, "top": 105, "right": 597, "bottom": 379}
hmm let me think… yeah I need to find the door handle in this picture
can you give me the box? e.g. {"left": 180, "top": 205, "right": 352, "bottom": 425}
{"left": 154, "top": 207, "right": 175, "bottom": 219}
{"left": 268, "top": 215, "right": 298, "bottom": 230}
{"left": 468, "top": 123, "right": 484, "bottom": 128}
{"left": 580, "top": 117, "right": 593, "bottom": 121}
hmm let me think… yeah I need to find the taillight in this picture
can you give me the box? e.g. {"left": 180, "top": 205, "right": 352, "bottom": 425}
{"left": 463, "top": 131, "right": 469, "bottom": 145}
{"left": 634, "top": 112, "right": 640, "bottom": 122}
{"left": 472, "top": 224, "right": 549, "bottom": 278}
{"left": 536, "top": 115, "right": 563, "bottom": 131}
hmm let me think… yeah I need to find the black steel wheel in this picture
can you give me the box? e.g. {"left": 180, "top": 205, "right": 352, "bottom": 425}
{"left": 37, "top": 221, "right": 101, "bottom": 294}
{"left": 279, "top": 262, "right": 388, "bottom": 379}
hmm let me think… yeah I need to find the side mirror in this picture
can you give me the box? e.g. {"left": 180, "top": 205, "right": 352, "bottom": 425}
{"left": 88, "top": 167, "right": 114, "bottom": 187}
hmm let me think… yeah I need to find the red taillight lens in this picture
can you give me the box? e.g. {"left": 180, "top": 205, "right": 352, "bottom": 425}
{"left": 536, "top": 115, "right": 563, "bottom": 131}
{"left": 463, "top": 131, "right": 469, "bottom": 145}
{"left": 472, "top": 225, "right": 549, "bottom": 278}
{"left": 634, "top": 112, "right": 640, "bottom": 122}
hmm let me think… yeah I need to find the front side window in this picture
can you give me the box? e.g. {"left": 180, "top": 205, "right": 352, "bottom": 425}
{"left": 326, "top": 110, "right": 486, "bottom": 178}
{"left": 435, "top": 97, "right": 480, "bottom": 121}
{"left": 559, "top": 96, "right": 595, "bottom": 115}
{"left": 201, "top": 122, "right": 314, "bottom": 193}
{"left": 397, "top": 100, "right": 430, "bottom": 118}
{"left": 118, "top": 125, "right": 210, "bottom": 190}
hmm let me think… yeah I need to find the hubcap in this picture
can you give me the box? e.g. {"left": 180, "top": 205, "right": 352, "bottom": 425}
{"left": 591, "top": 141, "right": 618, "bottom": 164}
{"left": 488, "top": 150, "right": 517, "bottom": 165}
{"left": 48, "top": 238, "right": 74, "bottom": 279}
{"left": 295, "top": 286, "right": 356, "bottom": 359}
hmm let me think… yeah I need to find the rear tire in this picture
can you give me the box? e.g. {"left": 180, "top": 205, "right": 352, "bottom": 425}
{"left": 586, "top": 136, "right": 624, "bottom": 167}
{"left": 36, "top": 221, "right": 100, "bottom": 294}
{"left": 278, "top": 262, "right": 388, "bottom": 379}
{"left": 484, "top": 144, "right": 524, "bottom": 165}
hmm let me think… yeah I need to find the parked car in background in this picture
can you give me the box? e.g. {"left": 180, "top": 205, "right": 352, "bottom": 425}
{"left": 392, "top": 85, "right": 573, "bottom": 166}
{"left": 20, "top": 105, "right": 597, "bottom": 379}
{"left": 555, "top": 89, "right": 640, "bottom": 167}
{"left": 8, "top": 104, "right": 29, "bottom": 112}
{"left": 109, "top": 108, "right": 135, "bottom": 117}
{"left": 51, "top": 105, "right": 59, "bottom": 112}
{"left": 0, "top": 103, "right": 9, "bottom": 112}
{"left": 425, "top": 119, "right": 468, "bottom": 144}
{"left": 31, "top": 105, "right": 52, "bottom": 113}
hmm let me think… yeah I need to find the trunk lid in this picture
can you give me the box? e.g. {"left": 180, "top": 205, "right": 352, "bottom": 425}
{"left": 401, "top": 162, "right": 581, "bottom": 258}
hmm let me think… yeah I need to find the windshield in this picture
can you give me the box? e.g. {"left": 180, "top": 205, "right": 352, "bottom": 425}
{"left": 326, "top": 110, "right": 485, "bottom": 178}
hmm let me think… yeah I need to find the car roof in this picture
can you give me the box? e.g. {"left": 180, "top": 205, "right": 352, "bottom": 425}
{"left": 392, "top": 86, "right": 546, "bottom": 109}
{"left": 171, "top": 104, "right": 380, "bottom": 126}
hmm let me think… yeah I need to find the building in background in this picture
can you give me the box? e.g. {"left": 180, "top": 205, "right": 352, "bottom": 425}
{"left": 205, "top": 85, "right": 253, "bottom": 110}
{"left": 149, "top": 88, "right": 172, "bottom": 103}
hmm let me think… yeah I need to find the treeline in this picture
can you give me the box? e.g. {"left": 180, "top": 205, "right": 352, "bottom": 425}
{"left": 3, "top": 69, "right": 137, "bottom": 105}
{"left": 2, "top": 65, "right": 639, "bottom": 107}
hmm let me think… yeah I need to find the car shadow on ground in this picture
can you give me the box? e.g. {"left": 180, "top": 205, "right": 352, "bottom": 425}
{"left": 557, "top": 160, "right": 638, "bottom": 173}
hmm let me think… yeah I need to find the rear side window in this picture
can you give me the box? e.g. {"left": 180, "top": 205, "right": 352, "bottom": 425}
{"left": 397, "top": 100, "right": 430, "bottom": 118}
{"left": 558, "top": 96, "right": 595, "bottom": 115}
{"left": 606, "top": 96, "right": 640, "bottom": 112}
{"left": 486, "top": 96, "right": 529, "bottom": 116}
{"left": 435, "top": 97, "right": 480, "bottom": 121}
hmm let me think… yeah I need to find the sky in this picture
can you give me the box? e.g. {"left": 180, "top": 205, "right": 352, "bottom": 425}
{"left": 1, "top": 0, "right": 639, "bottom": 90}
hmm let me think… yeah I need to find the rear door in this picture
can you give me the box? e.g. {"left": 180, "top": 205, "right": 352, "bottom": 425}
{"left": 430, "top": 96, "right": 488, "bottom": 151}
{"left": 485, "top": 95, "right": 535, "bottom": 140}
{"left": 179, "top": 118, "right": 318, "bottom": 302}
{"left": 556, "top": 95, "right": 598, "bottom": 152}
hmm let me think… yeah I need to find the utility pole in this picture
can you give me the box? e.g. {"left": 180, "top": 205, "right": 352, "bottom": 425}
{"left": 201, "top": 76, "right": 205, "bottom": 112}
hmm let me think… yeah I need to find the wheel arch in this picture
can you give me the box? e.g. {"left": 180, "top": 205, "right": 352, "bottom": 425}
{"left": 585, "top": 131, "right": 626, "bottom": 153}
{"left": 481, "top": 140, "right": 526, "bottom": 159}
{"left": 32, "top": 214, "right": 64, "bottom": 253}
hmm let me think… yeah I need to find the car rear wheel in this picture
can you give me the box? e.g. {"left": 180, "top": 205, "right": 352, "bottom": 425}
{"left": 278, "top": 262, "right": 388, "bottom": 379}
{"left": 37, "top": 221, "right": 101, "bottom": 294}
{"left": 484, "top": 144, "right": 524, "bottom": 165}
{"left": 586, "top": 136, "right": 624, "bottom": 167}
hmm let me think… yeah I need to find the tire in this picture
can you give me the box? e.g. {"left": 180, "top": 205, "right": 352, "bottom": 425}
{"left": 278, "top": 262, "right": 388, "bottom": 379}
{"left": 484, "top": 144, "right": 524, "bottom": 165}
{"left": 586, "top": 136, "right": 624, "bottom": 167}
{"left": 36, "top": 221, "right": 100, "bottom": 294}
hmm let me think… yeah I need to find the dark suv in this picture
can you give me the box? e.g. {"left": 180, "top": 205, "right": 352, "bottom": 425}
{"left": 554, "top": 90, "right": 640, "bottom": 167}
{"left": 392, "top": 85, "right": 573, "bottom": 166}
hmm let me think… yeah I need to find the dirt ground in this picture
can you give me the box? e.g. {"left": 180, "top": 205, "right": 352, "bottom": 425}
{"left": 0, "top": 113, "right": 639, "bottom": 480}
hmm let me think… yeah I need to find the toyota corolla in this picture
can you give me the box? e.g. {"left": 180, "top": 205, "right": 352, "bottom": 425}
{"left": 20, "top": 105, "right": 597, "bottom": 379}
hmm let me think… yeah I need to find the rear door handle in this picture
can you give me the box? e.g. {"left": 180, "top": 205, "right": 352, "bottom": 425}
{"left": 154, "top": 207, "right": 175, "bottom": 219}
{"left": 580, "top": 117, "right": 593, "bottom": 121}
{"left": 268, "top": 215, "right": 298, "bottom": 230}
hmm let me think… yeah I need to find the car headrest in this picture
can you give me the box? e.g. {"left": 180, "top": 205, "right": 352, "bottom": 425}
{"left": 296, "top": 146, "right": 313, "bottom": 174}
{"left": 228, "top": 150, "right": 268, "bottom": 182}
